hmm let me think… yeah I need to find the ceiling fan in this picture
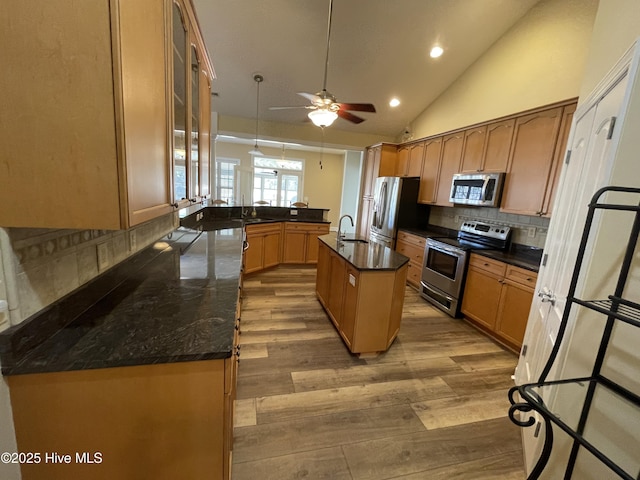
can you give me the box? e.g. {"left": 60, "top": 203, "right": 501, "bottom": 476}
{"left": 269, "top": 0, "right": 376, "bottom": 127}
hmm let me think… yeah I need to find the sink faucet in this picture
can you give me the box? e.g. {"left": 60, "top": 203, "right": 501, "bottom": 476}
{"left": 338, "top": 214, "right": 354, "bottom": 239}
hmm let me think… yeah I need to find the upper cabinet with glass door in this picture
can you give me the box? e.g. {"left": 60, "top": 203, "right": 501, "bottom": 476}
{"left": 0, "top": 0, "right": 214, "bottom": 230}
{"left": 171, "top": 0, "right": 213, "bottom": 207}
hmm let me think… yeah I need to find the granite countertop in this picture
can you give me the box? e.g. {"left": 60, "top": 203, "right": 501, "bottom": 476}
{"left": 472, "top": 246, "right": 543, "bottom": 272}
{"left": 399, "top": 226, "right": 543, "bottom": 272}
{"left": 0, "top": 226, "right": 244, "bottom": 376}
{"left": 319, "top": 232, "right": 409, "bottom": 271}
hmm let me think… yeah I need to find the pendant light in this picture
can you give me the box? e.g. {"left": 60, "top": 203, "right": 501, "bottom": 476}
{"left": 248, "top": 74, "right": 264, "bottom": 156}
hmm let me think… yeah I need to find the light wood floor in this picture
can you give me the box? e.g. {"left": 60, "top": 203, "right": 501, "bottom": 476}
{"left": 233, "top": 266, "right": 525, "bottom": 480}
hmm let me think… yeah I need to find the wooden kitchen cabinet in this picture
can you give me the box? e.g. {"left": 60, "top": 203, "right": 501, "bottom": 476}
{"left": 500, "top": 103, "right": 575, "bottom": 216}
{"left": 459, "top": 119, "right": 515, "bottom": 173}
{"left": 461, "top": 253, "right": 537, "bottom": 352}
{"left": 243, "top": 223, "right": 282, "bottom": 274}
{"left": 395, "top": 142, "right": 424, "bottom": 177}
{"left": 395, "top": 230, "right": 426, "bottom": 288}
{"left": 358, "top": 143, "right": 396, "bottom": 236}
{"left": 434, "top": 132, "right": 464, "bottom": 206}
{"left": 418, "top": 137, "right": 443, "bottom": 204}
{"left": 0, "top": 0, "right": 213, "bottom": 230}
{"left": 282, "top": 222, "right": 330, "bottom": 264}
{"left": 9, "top": 360, "right": 230, "bottom": 480}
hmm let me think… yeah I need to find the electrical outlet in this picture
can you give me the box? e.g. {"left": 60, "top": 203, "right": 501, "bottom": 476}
{"left": 290, "top": 209, "right": 298, "bottom": 216}
{"left": 97, "top": 243, "right": 109, "bottom": 271}
{"left": 527, "top": 227, "right": 536, "bottom": 238}
{"left": 455, "top": 215, "right": 461, "bottom": 223}
{"left": 129, "top": 231, "right": 137, "bottom": 252}
{"left": 0, "top": 300, "right": 8, "bottom": 327}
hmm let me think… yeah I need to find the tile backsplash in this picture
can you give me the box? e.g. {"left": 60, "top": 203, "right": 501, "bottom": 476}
{"left": 428, "top": 206, "right": 550, "bottom": 248}
{"left": 0, "top": 213, "right": 178, "bottom": 328}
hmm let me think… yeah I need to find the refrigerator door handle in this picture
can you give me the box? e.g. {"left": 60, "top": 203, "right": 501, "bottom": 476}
{"left": 377, "top": 181, "right": 388, "bottom": 229}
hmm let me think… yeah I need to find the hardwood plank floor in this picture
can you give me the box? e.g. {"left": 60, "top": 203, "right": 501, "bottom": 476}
{"left": 233, "top": 266, "right": 525, "bottom": 480}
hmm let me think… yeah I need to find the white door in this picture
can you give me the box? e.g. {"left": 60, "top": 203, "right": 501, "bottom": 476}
{"left": 514, "top": 46, "right": 636, "bottom": 476}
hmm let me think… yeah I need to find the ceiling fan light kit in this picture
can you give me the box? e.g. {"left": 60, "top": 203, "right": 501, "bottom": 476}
{"left": 308, "top": 108, "right": 338, "bottom": 127}
{"left": 249, "top": 74, "right": 264, "bottom": 156}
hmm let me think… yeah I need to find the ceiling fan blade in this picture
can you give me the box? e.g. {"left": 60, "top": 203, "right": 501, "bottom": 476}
{"left": 337, "top": 102, "right": 376, "bottom": 113}
{"left": 337, "top": 110, "right": 365, "bottom": 124}
{"left": 269, "top": 105, "right": 315, "bottom": 110}
{"left": 297, "top": 92, "right": 321, "bottom": 104}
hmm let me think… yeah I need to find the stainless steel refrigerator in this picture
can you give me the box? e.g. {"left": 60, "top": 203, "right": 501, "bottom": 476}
{"left": 369, "top": 176, "right": 421, "bottom": 248}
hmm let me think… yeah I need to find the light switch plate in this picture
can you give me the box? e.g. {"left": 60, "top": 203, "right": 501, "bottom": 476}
{"left": 97, "top": 243, "right": 109, "bottom": 271}
{"left": 349, "top": 274, "right": 356, "bottom": 286}
{"left": 290, "top": 209, "right": 298, "bottom": 215}
{"left": 129, "top": 231, "right": 137, "bottom": 252}
{"left": 527, "top": 227, "right": 536, "bottom": 238}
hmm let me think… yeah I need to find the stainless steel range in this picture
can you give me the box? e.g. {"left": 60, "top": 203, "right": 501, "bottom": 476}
{"left": 420, "top": 221, "right": 511, "bottom": 317}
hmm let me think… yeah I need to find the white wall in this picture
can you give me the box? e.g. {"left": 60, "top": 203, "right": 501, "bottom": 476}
{"left": 339, "top": 151, "right": 363, "bottom": 234}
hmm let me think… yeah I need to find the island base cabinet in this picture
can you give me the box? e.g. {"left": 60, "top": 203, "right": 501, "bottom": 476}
{"left": 8, "top": 360, "right": 228, "bottom": 480}
{"left": 316, "top": 242, "right": 408, "bottom": 355}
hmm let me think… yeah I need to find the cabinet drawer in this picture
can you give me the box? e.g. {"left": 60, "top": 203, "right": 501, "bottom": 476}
{"left": 506, "top": 265, "right": 537, "bottom": 289}
{"left": 397, "top": 231, "right": 426, "bottom": 249}
{"left": 469, "top": 253, "right": 506, "bottom": 277}
{"left": 396, "top": 241, "right": 425, "bottom": 264}
{"left": 285, "top": 222, "right": 329, "bottom": 233}
{"left": 246, "top": 223, "right": 282, "bottom": 235}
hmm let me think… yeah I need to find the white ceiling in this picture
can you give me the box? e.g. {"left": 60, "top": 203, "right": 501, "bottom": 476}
{"left": 192, "top": 0, "right": 541, "bottom": 140}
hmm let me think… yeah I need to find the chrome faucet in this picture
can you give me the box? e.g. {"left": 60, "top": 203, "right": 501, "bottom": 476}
{"left": 338, "top": 214, "right": 354, "bottom": 239}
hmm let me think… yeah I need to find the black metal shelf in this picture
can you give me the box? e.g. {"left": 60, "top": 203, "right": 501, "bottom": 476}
{"left": 508, "top": 186, "right": 640, "bottom": 480}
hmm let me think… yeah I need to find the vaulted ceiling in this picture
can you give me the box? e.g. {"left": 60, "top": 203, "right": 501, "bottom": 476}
{"left": 192, "top": 0, "right": 541, "bottom": 140}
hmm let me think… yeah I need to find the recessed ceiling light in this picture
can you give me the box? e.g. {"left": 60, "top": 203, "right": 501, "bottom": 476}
{"left": 430, "top": 46, "right": 444, "bottom": 58}
{"left": 389, "top": 98, "right": 400, "bottom": 107}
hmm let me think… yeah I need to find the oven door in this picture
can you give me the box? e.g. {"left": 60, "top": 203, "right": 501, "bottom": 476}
{"left": 421, "top": 239, "right": 467, "bottom": 297}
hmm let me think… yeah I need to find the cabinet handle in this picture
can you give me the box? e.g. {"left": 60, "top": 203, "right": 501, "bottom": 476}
{"left": 170, "top": 202, "right": 179, "bottom": 208}
{"left": 484, "top": 263, "right": 490, "bottom": 266}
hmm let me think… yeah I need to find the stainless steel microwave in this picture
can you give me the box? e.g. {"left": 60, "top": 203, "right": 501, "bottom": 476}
{"left": 449, "top": 172, "right": 505, "bottom": 207}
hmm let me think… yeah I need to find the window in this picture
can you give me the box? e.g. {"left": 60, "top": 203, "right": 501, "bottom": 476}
{"left": 215, "top": 158, "right": 238, "bottom": 203}
{"left": 252, "top": 156, "right": 303, "bottom": 206}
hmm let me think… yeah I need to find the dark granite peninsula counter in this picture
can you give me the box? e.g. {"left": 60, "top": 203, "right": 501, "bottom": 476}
{"left": 0, "top": 227, "right": 243, "bottom": 375}
{"left": 316, "top": 233, "right": 409, "bottom": 355}
{"left": 0, "top": 225, "right": 244, "bottom": 479}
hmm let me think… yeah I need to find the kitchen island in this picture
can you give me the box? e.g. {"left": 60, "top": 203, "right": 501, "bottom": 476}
{"left": 316, "top": 233, "right": 409, "bottom": 355}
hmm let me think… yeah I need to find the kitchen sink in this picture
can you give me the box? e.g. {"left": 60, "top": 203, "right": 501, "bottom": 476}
{"left": 339, "top": 237, "right": 368, "bottom": 243}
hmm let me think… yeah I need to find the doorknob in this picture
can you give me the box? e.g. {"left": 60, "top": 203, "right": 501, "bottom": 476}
{"left": 538, "top": 289, "right": 556, "bottom": 306}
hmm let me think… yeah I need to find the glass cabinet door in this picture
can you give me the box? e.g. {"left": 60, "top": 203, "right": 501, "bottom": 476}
{"left": 190, "top": 44, "right": 200, "bottom": 198}
{"left": 172, "top": 2, "right": 188, "bottom": 203}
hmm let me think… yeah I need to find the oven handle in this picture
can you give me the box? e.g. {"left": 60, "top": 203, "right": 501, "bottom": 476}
{"left": 426, "top": 241, "right": 464, "bottom": 256}
{"left": 420, "top": 281, "right": 455, "bottom": 302}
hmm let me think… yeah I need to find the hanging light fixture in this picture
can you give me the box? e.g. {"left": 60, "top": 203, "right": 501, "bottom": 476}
{"left": 308, "top": 108, "right": 338, "bottom": 127}
{"left": 248, "top": 74, "right": 264, "bottom": 156}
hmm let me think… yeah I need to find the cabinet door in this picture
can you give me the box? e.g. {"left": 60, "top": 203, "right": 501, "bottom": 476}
{"left": 305, "top": 226, "right": 330, "bottom": 264}
{"left": 501, "top": 107, "right": 563, "bottom": 215}
{"left": 542, "top": 103, "right": 577, "bottom": 216}
{"left": 435, "top": 133, "right": 463, "bottom": 206}
{"left": 461, "top": 266, "right": 503, "bottom": 330}
{"left": 316, "top": 242, "right": 331, "bottom": 304}
{"left": 263, "top": 231, "right": 281, "bottom": 268}
{"left": 396, "top": 146, "right": 409, "bottom": 176}
{"left": 121, "top": 0, "right": 173, "bottom": 227}
{"left": 460, "top": 126, "right": 487, "bottom": 173}
{"left": 172, "top": 1, "right": 189, "bottom": 203}
{"left": 418, "top": 137, "right": 442, "bottom": 204}
{"left": 189, "top": 43, "right": 201, "bottom": 200}
{"left": 243, "top": 234, "right": 264, "bottom": 274}
{"left": 199, "top": 71, "right": 211, "bottom": 198}
{"left": 357, "top": 196, "right": 374, "bottom": 238}
{"left": 408, "top": 142, "right": 425, "bottom": 177}
{"left": 362, "top": 148, "right": 376, "bottom": 197}
{"left": 496, "top": 279, "right": 534, "bottom": 349}
{"left": 283, "top": 231, "right": 306, "bottom": 263}
{"left": 377, "top": 144, "right": 398, "bottom": 177}
{"left": 341, "top": 266, "right": 359, "bottom": 347}
{"left": 482, "top": 118, "right": 514, "bottom": 172}
{"left": 328, "top": 253, "right": 347, "bottom": 326}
